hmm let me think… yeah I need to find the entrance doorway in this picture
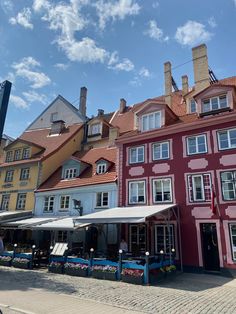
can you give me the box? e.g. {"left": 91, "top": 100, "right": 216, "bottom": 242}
{"left": 200, "top": 223, "right": 220, "bottom": 271}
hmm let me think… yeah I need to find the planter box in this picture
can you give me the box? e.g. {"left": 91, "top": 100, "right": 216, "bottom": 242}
{"left": 12, "top": 261, "right": 30, "bottom": 269}
{"left": 122, "top": 274, "right": 143, "bottom": 285}
{"left": 48, "top": 265, "right": 64, "bottom": 274}
{"left": 64, "top": 268, "right": 88, "bottom": 277}
{"left": 92, "top": 271, "right": 117, "bottom": 281}
{"left": 0, "top": 260, "right": 12, "bottom": 267}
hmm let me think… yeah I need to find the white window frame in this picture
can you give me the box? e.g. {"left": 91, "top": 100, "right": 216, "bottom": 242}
{"left": 153, "top": 178, "right": 172, "bottom": 203}
{"left": 14, "top": 149, "right": 21, "bottom": 161}
{"left": 5, "top": 170, "right": 14, "bottom": 182}
{"left": 6, "top": 151, "right": 13, "bottom": 162}
{"left": 129, "top": 181, "right": 146, "bottom": 204}
{"left": 60, "top": 195, "right": 70, "bottom": 211}
{"left": 220, "top": 171, "right": 236, "bottom": 201}
{"left": 57, "top": 231, "right": 68, "bottom": 243}
{"left": 229, "top": 224, "right": 236, "bottom": 261}
{"left": 16, "top": 193, "right": 26, "bottom": 210}
{"left": 129, "top": 224, "right": 146, "bottom": 253}
{"left": 22, "top": 148, "right": 30, "bottom": 159}
{"left": 202, "top": 94, "right": 228, "bottom": 113}
{"left": 152, "top": 141, "right": 169, "bottom": 161}
{"left": 51, "top": 112, "right": 58, "bottom": 122}
{"left": 20, "top": 168, "right": 30, "bottom": 180}
{"left": 96, "top": 192, "right": 109, "bottom": 208}
{"left": 97, "top": 163, "right": 107, "bottom": 174}
{"left": 217, "top": 128, "right": 236, "bottom": 150}
{"left": 1, "top": 194, "right": 10, "bottom": 211}
{"left": 89, "top": 123, "right": 101, "bottom": 135}
{"left": 189, "top": 99, "right": 197, "bottom": 113}
{"left": 186, "top": 134, "right": 207, "bottom": 155}
{"left": 192, "top": 175, "right": 205, "bottom": 201}
{"left": 64, "top": 168, "right": 77, "bottom": 179}
{"left": 129, "top": 146, "right": 144, "bottom": 164}
{"left": 43, "top": 196, "right": 55, "bottom": 213}
{"left": 141, "top": 111, "right": 161, "bottom": 132}
{"left": 155, "top": 224, "right": 175, "bottom": 254}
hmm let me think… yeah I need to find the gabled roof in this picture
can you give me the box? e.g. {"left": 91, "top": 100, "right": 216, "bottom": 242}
{"left": 193, "top": 83, "right": 236, "bottom": 99}
{"left": 5, "top": 138, "right": 45, "bottom": 151}
{"left": 36, "top": 146, "right": 117, "bottom": 192}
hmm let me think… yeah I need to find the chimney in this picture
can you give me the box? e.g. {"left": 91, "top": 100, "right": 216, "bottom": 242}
{"left": 192, "top": 44, "right": 210, "bottom": 91}
{"left": 97, "top": 109, "right": 104, "bottom": 116}
{"left": 79, "top": 87, "right": 87, "bottom": 117}
{"left": 120, "top": 98, "right": 126, "bottom": 113}
{"left": 164, "top": 61, "right": 172, "bottom": 108}
{"left": 50, "top": 120, "right": 65, "bottom": 135}
{"left": 182, "top": 75, "right": 189, "bottom": 95}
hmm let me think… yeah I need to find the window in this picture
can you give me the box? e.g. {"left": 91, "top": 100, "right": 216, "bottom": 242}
{"left": 155, "top": 225, "right": 175, "bottom": 254}
{"left": 6, "top": 151, "right": 13, "bottom": 162}
{"left": 60, "top": 195, "right": 70, "bottom": 210}
{"left": 130, "top": 225, "right": 146, "bottom": 253}
{"left": 218, "top": 128, "right": 236, "bottom": 150}
{"left": 57, "top": 231, "right": 68, "bottom": 243}
{"left": 22, "top": 148, "right": 30, "bottom": 159}
{"left": 152, "top": 141, "right": 169, "bottom": 160}
{"left": 189, "top": 99, "right": 196, "bottom": 113}
{"left": 153, "top": 178, "right": 172, "bottom": 203}
{"left": 221, "top": 171, "right": 236, "bottom": 201}
{"left": 5, "top": 170, "right": 14, "bottom": 182}
{"left": 97, "top": 163, "right": 107, "bottom": 174}
{"left": 229, "top": 224, "right": 236, "bottom": 261}
{"left": 51, "top": 112, "right": 58, "bottom": 122}
{"left": 14, "top": 149, "right": 21, "bottom": 161}
{"left": 89, "top": 123, "right": 101, "bottom": 135}
{"left": 20, "top": 168, "right": 30, "bottom": 180}
{"left": 141, "top": 111, "right": 161, "bottom": 132}
{"left": 187, "top": 134, "right": 207, "bottom": 155}
{"left": 129, "top": 181, "right": 145, "bottom": 204}
{"left": 187, "top": 174, "right": 211, "bottom": 202}
{"left": 202, "top": 94, "right": 228, "bottom": 113}
{"left": 1, "top": 194, "right": 10, "bottom": 211}
{"left": 129, "top": 146, "right": 144, "bottom": 164}
{"left": 44, "top": 196, "right": 55, "bottom": 213}
{"left": 64, "top": 168, "right": 77, "bottom": 179}
{"left": 96, "top": 192, "right": 109, "bottom": 207}
{"left": 16, "top": 193, "right": 26, "bottom": 210}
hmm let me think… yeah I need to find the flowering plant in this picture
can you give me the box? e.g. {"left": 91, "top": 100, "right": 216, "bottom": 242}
{"left": 122, "top": 269, "right": 144, "bottom": 277}
{"left": 160, "top": 265, "right": 176, "bottom": 273}
{"left": 49, "top": 261, "right": 63, "bottom": 268}
{"left": 12, "top": 257, "right": 30, "bottom": 265}
{"left": 64, "top": 262, "right": 88, "bottom": 270}
{"left": 0, "top": 256, "right": 12, "bottom": 262}
{"left": 93, "top": 265, "right": 117, "bottom": 273}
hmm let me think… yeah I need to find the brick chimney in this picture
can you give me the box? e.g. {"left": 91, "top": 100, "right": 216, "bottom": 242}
{"left": 79, "top": 87, "right": 87, "bottom": 117}
{"left": 164, "top": 62, "right": 172, "bottom": 108}
{"left": 120, "top": 98, "right": 126, "bottom": 113}
{"left": 182, "top": 75, "right": 189, "bottom": 95}
{"left": 97, "top": 109, "right": 104, "bottom": 116}
{"left": 192, "top": 44, "right": 210, "bottom": 91}
{"left": 50, "top": 120, "right": 66, "bottom": 135}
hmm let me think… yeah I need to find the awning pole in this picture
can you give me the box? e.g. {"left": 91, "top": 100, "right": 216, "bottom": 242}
{"left": 177, "top": 206, "right": 183, "bottom": 272}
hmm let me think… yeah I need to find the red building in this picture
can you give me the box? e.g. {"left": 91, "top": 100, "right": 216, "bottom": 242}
{"left": 116, "top": 44, "right": 236, "bottom": 275}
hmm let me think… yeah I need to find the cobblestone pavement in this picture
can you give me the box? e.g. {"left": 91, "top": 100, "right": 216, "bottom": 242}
{"left": 0, "top": 267, "right": 236, "bottom": 313}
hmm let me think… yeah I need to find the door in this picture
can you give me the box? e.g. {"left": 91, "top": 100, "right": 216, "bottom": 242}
{"left": 129, "top": 225, "right": 146, "bottom": 255}
{"left": 200, "top": 223, "right": 220, "bottom": 271}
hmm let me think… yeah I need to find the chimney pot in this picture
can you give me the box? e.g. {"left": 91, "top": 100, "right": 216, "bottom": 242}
{"left": 79, "top": 86, "right": 87, "bottom": 117}
{"left": 182, "top": 75, "right": 189, "bottom": 95}
{"left": 120, "top": 98, "right": 126, "bottom": 113}
{"left": 97, "top": 109, "right": 104, "bottom": 116}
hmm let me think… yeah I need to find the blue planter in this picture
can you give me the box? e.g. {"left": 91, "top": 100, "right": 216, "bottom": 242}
{"left": 64, "top": 268, "right": 88, "bottom": 277}
{"left": 122, "top": 274, "right": 143, "bottom": 285}
{"left": 92, "top": 271, "right": 117, "bottom": 281}
{"left": 48, "top": 265, "right": 64, "bottom": 274}
{"left": 0, "top": 260, "right": 12, "bottom": 267}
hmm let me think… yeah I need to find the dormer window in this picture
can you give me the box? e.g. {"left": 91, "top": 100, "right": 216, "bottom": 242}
{"left": 22, "top": 148, "right": 30, "bottom": 159}
{"left": 51, "top": 112, "right": 58, "bottom": 122}
{"left": 5, "top": 151, "right": 13, "bottom": 162}
{"left": 89, "top": 123, "right": 101, "bottom": 135}
{"left": 64, "top": 168, "right": 77, "bottom": 179}
{"left": 189, "top": 99, "right": 196, "bottom": 113}
{"left": 97, "top": 163, "right": 107, "bottom": 174}
{"left": 14, "top": 149, "right": 21, "bottom": 161}
{"left": 202, "top": 94, "right": 228, "bottom": 113}
{"left": 141, "top": 111, "right": 161, "bottom": 132}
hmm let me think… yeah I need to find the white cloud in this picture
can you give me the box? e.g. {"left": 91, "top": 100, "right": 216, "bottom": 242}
{"left": 145, "top": 20, "right": 169, "bottom": 42}
{"left": 108, "top": 57, "right": 134, "bottom": 71}
{"left": 152, "top": 2, "right": 159, "bottom": 9}
{"left": 22, "top": 90, "right": 48, "bottom": 105}
{"left": 10, "top": 95, "right": 29, "bottom": 109}
{"left": 54, "top": 63, "right": 70, "bottom": 70}
{"left": 139, "top": 67, "right": 150, "bottom": 78}
{"left": 175, "top": 20, "right": 212, "bottom": 46}
{"left": 0, "top": 0, "right": 13, "bottom": 13}
{"left": 12, "top": 57, "right": 51, "bottom": 89}
{"left": 33, "top": 0, "right": 50, "bottom": 12}
{"left": 94, "top": 0, "right": 140, "bottom": 30}
{"left": 9, "top": 7, "right": 33, "bottom": 29}
{"left": 208, "top": 16, "right": 217, "bottom": 28}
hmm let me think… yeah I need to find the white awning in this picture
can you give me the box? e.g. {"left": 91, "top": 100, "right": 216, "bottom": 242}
{"left": 0, "top": 211, "right": 32, "bottom": 225}
{"left": 74, "top": 204, "right": 177, "bottom": 224}
{"left": 31, "top": 217, "right": 90, "bottom": 231}
{"left": 2, "top": 217, "right": 58, "bottom": 229}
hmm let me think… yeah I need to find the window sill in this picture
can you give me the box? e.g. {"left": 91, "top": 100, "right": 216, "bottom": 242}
{"left": 199, "top": 107, "right": 231, "bottom": 117}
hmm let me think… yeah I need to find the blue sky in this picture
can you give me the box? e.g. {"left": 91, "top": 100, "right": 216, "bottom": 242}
{"left": 1, "top": 0, "right": 236, "bottom": 138}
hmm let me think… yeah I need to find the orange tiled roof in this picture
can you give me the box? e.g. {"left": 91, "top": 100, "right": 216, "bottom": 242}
{"left": 36, "top": 146, "right": 117, "bottom": 192}
{"left": 0, "top": 124, "right": 83, "bottom": 167}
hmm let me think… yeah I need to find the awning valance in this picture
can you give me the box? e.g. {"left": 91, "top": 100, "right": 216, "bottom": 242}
{"left": 0, "top": 211, "right": 32, "bottom": 225}
{"left": 74, "top": 204, "right": 177, "bottom": 224}
{"left": 31, "top": 217, "right": 90, "bottom": 231}
{"left": 2, "top": 217, "right": 57, "bottom": 229}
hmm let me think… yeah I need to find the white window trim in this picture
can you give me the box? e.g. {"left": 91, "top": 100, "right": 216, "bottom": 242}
{"left": 6, "top": 151, "right": 13, "bottom": 162}
{"left": 152, "top": 141, "right": 170, "bottom": 161}
{"left": 60, "top": 195, "right": 70, "bottom": 211}
{"left": 220, "top": 171, "right": 236, "bottom": 201}
{"left": 43, "top": 196, "right": 55, "bottom": 213}
{"left": 202, "top": 94, "right": 228, "bottom": 112}
{"left": 141, "top": 111, "right": 162, "bottom": 132}
{"left": 14, "top": 149, "right": 21, "bottom": 161}
{"left": 96, "top": 192, "right": 109, "bottom": 208}
{"left": 89, "top": 123, "right": 101, "bottom": 135}
{"left": 192, "top": 175, "right": 205, "bottom": 201}
{"left": 189, "top": 99, "right": 197, "bottom": 113}
{"left": 5, "top": 170, "right": 14, "bottom": 182}
{"left": 64, "top": 168, "right": 77, "bottom": 179}
{"left": 22, "top": 148, "right": 30, "bottom": 159}
{"left": 152, "top": 178, "right": 172, "bottom": 203}
{"left": 129, "top": 146, "right": 144, "bottom": 164}
{"left": 128, "top": 180, "right": 146, "bottom": 204}
{"left": 16, "top": 193, "right": 26, "bottom": 210}
{"left": 229, "top": 224, "right": 236, "bottom": 262}
{"left": 97, "top": 163, "right": 107, "bottom": 174}
{"left": 20, "top": 168, "right": 30, "bottom": 180}
{"left": 186, "top": 134, "right": 207, "bottom": 155}
{"left": 217, "top": 128, "right": 236, "bottom": 151}
{"left": 155, "top": 224, "right": 175, "bottom": 254}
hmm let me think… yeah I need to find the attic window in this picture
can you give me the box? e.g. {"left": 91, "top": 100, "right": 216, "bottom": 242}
{"left": 97, "top": 163, "right": 107, "bottom": 174}
{"left": 141, "top": 111, "right": 161, "bottom": 132}
{"left": 64, "top": 168, "right": 77, "bottom": 179}
{"left": 189, "top": 99, "right": 197, "bottom": 113}
{"left": 51, "top": 112, "right": 58, "bottom": 122}
{"left": 202, "top": 95, "right": 228, "bottom": 113}
{"left": 89, "top": 123, "right": 101, "bottom": 135}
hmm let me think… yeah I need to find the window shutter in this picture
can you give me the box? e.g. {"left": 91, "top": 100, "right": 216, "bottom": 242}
{"left": 203, "top": 174, "right": 211, "bottom": 201}
{"left": 187, "top": 175, "right": 193, "bottom": 202}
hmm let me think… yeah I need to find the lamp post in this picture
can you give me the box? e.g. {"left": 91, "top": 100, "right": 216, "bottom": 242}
{"left": 145, "top": 251, "right": 150, "bottom": 285}
{"left": 160, "top": 249, "right": 164, "bottom": 267}
{"left": 13, "top": 243, "right": 17, "bottom": 258}
{"left": 89, "top": 248, "right": 94, "bottom": 276}
{"left": 31, "top": 244, "right": 36, "bottom": 269}
{"left": 118, "top": 249, "right": 123, "bottom": 281}
{"left": 171, "top": 248, "right": 176, "bottom": 261}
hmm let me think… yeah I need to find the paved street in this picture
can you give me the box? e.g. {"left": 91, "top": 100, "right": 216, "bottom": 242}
{"left": 0, "top": 267, "right": 236, "bottom": 314}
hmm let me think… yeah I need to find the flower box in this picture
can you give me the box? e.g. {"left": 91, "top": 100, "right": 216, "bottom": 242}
{"left": 92, "top": 270, "right": 117, "bottom": 281}
{"left": 0, "top": 256, "right": 12, "bottom": 267}
{"left": 122, "top": 274, "right": 143, "bottom": 285}
{"left": 64, "top": 268, "right": 88, "bottom": 277}
{"left": 48, "top": 262, "right": 64, "bottom": 274}
{"left": 12, "top": 258, "right": 30, "bottom": 269}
